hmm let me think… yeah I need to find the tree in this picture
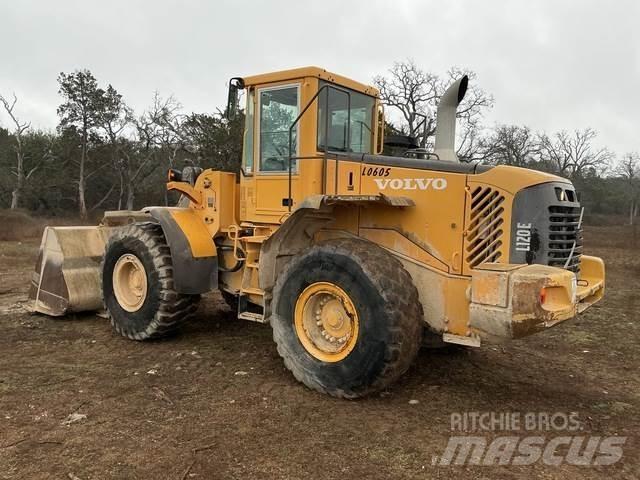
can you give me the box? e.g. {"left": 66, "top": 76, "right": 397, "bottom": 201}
{"left": 96, "top": 85, "right": 134, "bottom": 209}
{"left": 480, "top": 125, "right": 539, "bottom": 167}
{"left": 57, "top": 70, "right": 107, "bottom": 219}
{"left": 183, "top": 111, "right": 244, "bottom": 173}
{"left": 537, "top": 128, "right": 613, "bottom": 179}
{"left": 617, "top": 152, "right": 640, "bottom": 225}
{"left": 456, "top": 118, "right": 488, "bottom": 163}
{"left": 0, "top": 93, "right": 31, "bottom": 209}
{"left": 373, "top": 60, "right": 494, "bottom": 156}
{"left": 135, "top": 92, "right": 190, "bottom": 206}
{"left": 18, "top": 131, "right": 59, "bottom": 211}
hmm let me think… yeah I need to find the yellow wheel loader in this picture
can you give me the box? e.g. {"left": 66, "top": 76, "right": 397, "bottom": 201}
{"left": 29, "top": 67, "right": 605, "bottom": 398}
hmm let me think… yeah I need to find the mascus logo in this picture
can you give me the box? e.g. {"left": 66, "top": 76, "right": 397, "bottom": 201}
{"left": 373, "top": 178, "right": 448, "bottom": 191}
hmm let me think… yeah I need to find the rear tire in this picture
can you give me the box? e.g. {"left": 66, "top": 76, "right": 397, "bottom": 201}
{"left": 271, "top": 238, "right": 423, "bottom": 398}
{"left": 102, "top": 222, "right": 199, "bottom": 341}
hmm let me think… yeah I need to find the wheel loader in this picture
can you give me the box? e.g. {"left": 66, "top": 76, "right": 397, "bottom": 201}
{"left": 29, "top": 67, "right": 605, "bottom": 398}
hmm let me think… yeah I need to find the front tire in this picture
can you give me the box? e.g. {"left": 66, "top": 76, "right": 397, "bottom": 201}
{"left": 102, "top": 222, "right": 199, "bottom": 340}
{"left": 271, "top": 238, "right": 423, "bottom": 398}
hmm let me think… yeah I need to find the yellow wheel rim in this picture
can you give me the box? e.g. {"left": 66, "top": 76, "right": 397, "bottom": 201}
{"left": 113, "top": 254, "right": 148, "bottom": 312}
{"left": 294, "top": 282, "right": 359, "bottom": 362}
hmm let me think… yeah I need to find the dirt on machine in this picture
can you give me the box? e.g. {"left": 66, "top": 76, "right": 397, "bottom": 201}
{"left": 29, "top": 67, "right": 606, "bottom": 398}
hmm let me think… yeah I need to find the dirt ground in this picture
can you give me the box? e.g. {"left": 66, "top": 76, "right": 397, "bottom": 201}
{"left": 0, "top": 226, "right": 638, "bottom": 479}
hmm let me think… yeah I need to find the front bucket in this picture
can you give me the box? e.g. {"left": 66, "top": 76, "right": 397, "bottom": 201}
{"left": 29, "top": 226, "right": 111, "bottom": 316}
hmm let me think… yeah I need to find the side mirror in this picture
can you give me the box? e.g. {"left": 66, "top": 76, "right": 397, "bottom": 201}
{"left": 225, "top": 77, "right": 245, "bottom": 120}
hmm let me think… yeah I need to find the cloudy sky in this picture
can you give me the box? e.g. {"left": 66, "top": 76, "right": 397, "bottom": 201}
{"left": 1, "top": 0, "right": 638, "bottom": 156}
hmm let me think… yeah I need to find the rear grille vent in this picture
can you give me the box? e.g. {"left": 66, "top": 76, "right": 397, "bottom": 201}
{"left": 466, "top": 186, "right": 506, "bottom": 267}
{"left": 548, "top": 206, "right": 583, "bottom": 273}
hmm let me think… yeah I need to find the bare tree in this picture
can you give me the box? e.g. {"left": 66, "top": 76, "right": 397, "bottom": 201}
{"left": 373, "top": 60, "right": 494, "bottom": 153}
{"left": 481, "top": 125, "right": 539, "bottom": 167}
{"left": 538, "top": 128, "right": 613, "bottom": 178}
{"left": 142, "top": 92, "right": 190, "bottom": 205}
{"left": 152, "top": 93, "right": 189, "bottom": 170}
{"left": 455, "top": 118, "right": 488, "bottom": 163}
{"left": 617, "top": 152, "right": 640, "bottom": 225}
{"left": 131, "top": 92, "right": 188, "bottom": 208}
{"left": 0, "top": 93, "right": 31, "bottom": 209}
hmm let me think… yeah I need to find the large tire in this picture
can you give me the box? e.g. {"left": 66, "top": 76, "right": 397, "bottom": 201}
{"left": 271, "top": 238, "right": 423, "bottom": 398}
{"left": 102, "top": 222, "right": 199, "bottom": 340}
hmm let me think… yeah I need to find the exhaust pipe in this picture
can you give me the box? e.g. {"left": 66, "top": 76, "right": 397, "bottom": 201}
{"left": 433, "top": 75, "right": 468, "bottom": 162}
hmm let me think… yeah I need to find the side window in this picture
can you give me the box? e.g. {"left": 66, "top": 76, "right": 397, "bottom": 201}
{"left": 317, "top": 81, "right": 375, "bottom": 154}
{"left": 242, "top": 88, "right": 254, "bottom": 173}
{"left": 259, "top": 86, "right": 298, "bottom": 172}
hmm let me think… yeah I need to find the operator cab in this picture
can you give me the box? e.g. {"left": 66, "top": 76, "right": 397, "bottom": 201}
{"left": 229, "top": 67, "right": 383, "bottom": 224}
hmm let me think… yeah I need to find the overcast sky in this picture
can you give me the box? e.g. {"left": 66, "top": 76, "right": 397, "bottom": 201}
{"left": 1, "top": 0, "right": 638, "bottom": 157}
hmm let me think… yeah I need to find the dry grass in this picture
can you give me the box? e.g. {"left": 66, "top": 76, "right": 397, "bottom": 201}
{"left": 584, "top": 224, "right": 640, "bottom": 249}
{"left": 0, "top": 210, "right": 82, "bottom": 241}
{"left": 0, "top": 210, "right": 45, "bottom": 241}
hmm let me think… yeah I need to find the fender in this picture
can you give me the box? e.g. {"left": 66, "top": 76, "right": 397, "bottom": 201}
{"left": 259, "top": 194, "right": 414, "bottom": 317}
{"left": 145, "top": 207, "right": 218, "bottom": 294}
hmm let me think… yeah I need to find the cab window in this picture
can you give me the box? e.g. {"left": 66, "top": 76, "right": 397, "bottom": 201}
{"left": 317, "top": 80, "right": 375, "bottom": 154}
{"left": 259, "top": 85, "right": 299, "bottom": 172}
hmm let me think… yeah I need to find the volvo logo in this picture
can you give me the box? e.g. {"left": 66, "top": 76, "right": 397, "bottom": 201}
{"left": 373, "top": 178, "right": 448, "bottom": 191}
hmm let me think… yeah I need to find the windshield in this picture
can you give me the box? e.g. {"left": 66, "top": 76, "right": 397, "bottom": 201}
{"left": 317, "top": 80, "right": 375, "bottom": 154}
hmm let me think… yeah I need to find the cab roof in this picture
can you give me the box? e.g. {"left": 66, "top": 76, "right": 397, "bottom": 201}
{"left": 241, "top": 66, "right": 379, "bottom": 97}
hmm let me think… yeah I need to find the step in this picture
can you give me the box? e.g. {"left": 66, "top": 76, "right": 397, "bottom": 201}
{"left": 238, "top": 311, "right": 267, "bottom": 323}
{"left": 443, "top": 333, "right": 481, "bottom": 348}
{"left": 242, "top": 235, "right": 268, "bottom": 244}
{"left": 240, "top": 287, "right": 264, "bottom": 296}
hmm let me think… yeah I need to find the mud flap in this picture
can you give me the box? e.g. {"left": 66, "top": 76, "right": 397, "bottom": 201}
{"left": 29, "top": 226, "right": 111, "bottom": 316}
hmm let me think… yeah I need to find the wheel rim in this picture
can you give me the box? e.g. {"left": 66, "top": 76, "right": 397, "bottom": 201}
{"left": 112, "top": 254, "right": 148, "bottom": 312}
{"left": 294, "top": 282, "right": 359, "bottom": 362}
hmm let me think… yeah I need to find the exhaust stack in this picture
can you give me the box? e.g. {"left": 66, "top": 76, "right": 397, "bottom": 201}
{"left": 433, "top": 75, "right": 468, "bottom": 162}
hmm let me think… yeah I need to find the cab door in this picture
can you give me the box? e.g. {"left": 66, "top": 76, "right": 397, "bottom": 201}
{"left": 241, "top": 82, "right": 301, "bottom": 223}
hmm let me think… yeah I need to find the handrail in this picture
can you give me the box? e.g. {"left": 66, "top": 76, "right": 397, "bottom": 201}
{"left": 287, "top": 84, "right": 351, "bottom": 211}
{"left": 356, "top": 120, "right": 372, "bottom": 153}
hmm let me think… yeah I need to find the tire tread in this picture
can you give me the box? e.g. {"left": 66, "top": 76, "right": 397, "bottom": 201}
{"left": 102, "top": 222, "right": 198, "bottom": 341}
{"left": 271, "top": 237, "right": 423, "bottom": 398}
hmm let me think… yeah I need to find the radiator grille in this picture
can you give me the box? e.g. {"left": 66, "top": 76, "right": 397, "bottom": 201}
{"left": 466, "top": 186, "right": 506, "bottom": 267}
{"left": 548, "top": 206, "right": 583, "bottom": 273}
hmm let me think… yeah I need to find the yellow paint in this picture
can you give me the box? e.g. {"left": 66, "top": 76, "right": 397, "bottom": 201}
{"left": 358, "top": 164, "right": 467, "bottom": 273}
{"left": 575, "top": 255, "right": 605, "bottom": 311}
{"left": 471, "top": 267, "right": 509, "bottom": 308}
{"left": 359, "top": 227, "right": 449, "bottom": 272}
{"left": 473, "top": 165, "right": 568, "bottom": 195}
{"left": 112, "top": 254, "right": 148, "bottom": 312}
{"left": 169, "top": 209, "right": 216, "bottom": 258}
{"left": 238, "top": 73, "right": 382, "bottom": 225}
{"left": 294, "top": 281, "right": 359, "bottom": 362}
{"left": 443, "top": 277, "right": 472, "bottom": 335}
{"left": 167, "top": 181, "right": 202, "bottom": 207}
{"left": 242, "top": 66, "right": 379, "bottom": 97}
